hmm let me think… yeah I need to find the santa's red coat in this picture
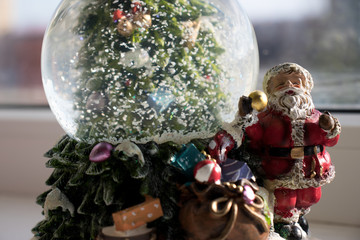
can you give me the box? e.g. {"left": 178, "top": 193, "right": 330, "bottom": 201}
{"left": 244, "top": 109, "right": 339, "bottom": 181}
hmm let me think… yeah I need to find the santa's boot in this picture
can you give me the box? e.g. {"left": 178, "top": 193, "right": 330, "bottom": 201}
{"left": 275, "top": 222, "right": 303, "bottom": 240}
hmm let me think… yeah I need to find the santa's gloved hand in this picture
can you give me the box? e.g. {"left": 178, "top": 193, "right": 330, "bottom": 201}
{"left": 238, "top": 96, "right": 253, "bottom": 117}
{"left": 319, "top": 111, "right": 335, "bottom": 131}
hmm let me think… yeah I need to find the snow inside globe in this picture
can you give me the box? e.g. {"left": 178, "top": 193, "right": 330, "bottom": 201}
{"left": 42, "top": 0, "right": 259, "bottom": 144}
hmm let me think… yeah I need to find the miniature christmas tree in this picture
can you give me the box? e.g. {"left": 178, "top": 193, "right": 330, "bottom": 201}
{"left": 55, "top": 0, "right": 227, "bottom": 144}
{"left": 32, "top": 135, "right": 209, "bottom": 239}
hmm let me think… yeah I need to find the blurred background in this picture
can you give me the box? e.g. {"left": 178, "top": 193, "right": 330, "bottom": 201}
{"left": 0, "top": 0, "right": 359, "bottom": 109}
{"left": 0, "top": 0, "right": 359, "bottom": 239}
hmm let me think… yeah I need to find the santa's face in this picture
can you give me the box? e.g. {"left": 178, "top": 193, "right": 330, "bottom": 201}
{"left": 267, "top": 72, "right": 305, "bottom": 96}
{"left": 267, "top": 71, "right": 314, "bottom": 119}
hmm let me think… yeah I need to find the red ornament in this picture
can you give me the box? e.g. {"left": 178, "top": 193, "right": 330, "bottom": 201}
{"left": 193, "top": 160, "right": 221, "bottom": 184}
{"left": 208, "top": 130, "right": 235, "bottom": 164}
{"left": 132, "top": 2, "right": 142, "bottom": 13}
{"left": 113, "top": 10, "right": 125, "bottom": 21}
{"left": 125, "top": 79, "right": 132, "bottom": 87}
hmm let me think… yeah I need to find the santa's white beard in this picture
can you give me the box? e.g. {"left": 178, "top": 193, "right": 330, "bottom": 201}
{"left": 268, "top": 88, "right": 314, "bottom": 120}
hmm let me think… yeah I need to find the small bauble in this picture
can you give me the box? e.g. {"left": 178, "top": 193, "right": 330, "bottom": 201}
{"left": 132, "top": 2, "right": 142, "bottom": 14}
{"left": 89, "top": 142, "right": 113, "bottom": 162}
{"left": 194, "top": 160, "right": 221, "bottom": 184}
{"left": 113, "top": 10, "right": 125, "bottom": 22}
{"left": 243, "top": 185, "right": 256, "bottom": 205}
{"left": 182, "top": 20, "right": 201, "bottom": 49}
{"left": 117, "top": 18, "right": 134, "bottom": 37}
{"left": 86, "top": 78, "right": 103, "bottom": 91}
{"left": 86, "top": 92, "right": 108, "bottom": 112}
{"left": 249, "top": 90, "right": 268, "bottom": 112}
{"left": 132, "top": 13, "right": 152, "bottom": 30}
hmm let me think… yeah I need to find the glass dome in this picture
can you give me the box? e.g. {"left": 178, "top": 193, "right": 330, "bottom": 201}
{"left": 42, "top": 0, "right": 259, "bottom": 144}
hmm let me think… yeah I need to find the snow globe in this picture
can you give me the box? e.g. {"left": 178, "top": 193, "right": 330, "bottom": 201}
{"left": 41, "top": 0, "right": 259, "bottom": 144}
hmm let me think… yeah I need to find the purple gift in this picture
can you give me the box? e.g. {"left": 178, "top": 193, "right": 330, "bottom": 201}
{"left": 220, "top": 158, "right": 255, "bottom": 182}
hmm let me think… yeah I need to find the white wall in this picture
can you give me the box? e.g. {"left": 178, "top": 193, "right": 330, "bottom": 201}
{"left": 0, "top": 109, "right": 64, "bottom": 196}
{"left": 306, "top": 116, "right": 360, "bottom": 226}
{"left": 0, "top": 109, "right": 359, "bottom": 226}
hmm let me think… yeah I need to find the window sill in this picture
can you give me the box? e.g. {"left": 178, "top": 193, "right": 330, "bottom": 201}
{"left": 1, "top": 193, "right": 360, "bottom": 240}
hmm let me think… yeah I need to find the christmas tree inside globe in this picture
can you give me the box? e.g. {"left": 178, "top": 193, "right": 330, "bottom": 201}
{"left": 41, "top": 0, "right": 258, "bottom": 144}
{"left": 33, "top": 0, "right": 260, "bottom": 239}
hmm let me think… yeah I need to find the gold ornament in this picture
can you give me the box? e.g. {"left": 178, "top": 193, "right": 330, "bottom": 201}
{"left": 132, "top": 12, "right": 152, "bottom": 30}
{"left": 182, "top": 19, "right": 201, "bottom": 49}
{"left": 249, "top": 90, "right": 268, "bottom": 112}
{"left": 117, "top": 18, "right": 134, "bottom": 37}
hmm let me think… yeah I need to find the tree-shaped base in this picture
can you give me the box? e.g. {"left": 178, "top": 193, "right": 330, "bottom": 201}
{"left": 32, "top": 135, "right": 209, "bottom": 240}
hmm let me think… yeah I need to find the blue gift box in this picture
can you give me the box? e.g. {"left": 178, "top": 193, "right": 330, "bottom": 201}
{"left": 171, "top": 143, "right": 205, "bottom": 177}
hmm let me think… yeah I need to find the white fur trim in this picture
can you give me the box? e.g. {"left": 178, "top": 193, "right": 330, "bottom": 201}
{"left": 268, "top": 231, "right": 286, "bottom": 240}
{"left": 274, "top": 208, "right": 302, "bottom": 224}
{"left": 265, "top": 164, "right": 335, "bottom": 190}
{"left": 221, "top": 111, "right": 259, "bottom": 147}
{"left": 291, "top": 119, "right": 305, "bottom": 146}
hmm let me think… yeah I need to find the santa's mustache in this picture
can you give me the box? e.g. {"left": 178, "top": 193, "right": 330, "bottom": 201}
{"left": 268, "top": 87, "right": 314, "bottom": 119}
{"left": 272, "top": 87, "right": 305, "bottom": 97}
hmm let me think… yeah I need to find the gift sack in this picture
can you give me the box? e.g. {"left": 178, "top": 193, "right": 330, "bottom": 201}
{"left": 178, "top": 179, "right": 270, "bottom": 240}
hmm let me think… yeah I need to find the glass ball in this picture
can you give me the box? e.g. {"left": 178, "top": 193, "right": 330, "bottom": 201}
{"left": 42, "top": 0, "right": 259, "bottom": 144}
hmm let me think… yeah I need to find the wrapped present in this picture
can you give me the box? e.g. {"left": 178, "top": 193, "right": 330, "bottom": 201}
{"left": 221, "top": 158, "right": 255, "bottom": 182}
{"left": 171, "top": 143, "right": 205, "bottom": 177}
{"left": 112, "top": 196, "right": 163, "bottom": 231}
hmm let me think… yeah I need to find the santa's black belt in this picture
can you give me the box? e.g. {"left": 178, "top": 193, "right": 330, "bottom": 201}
{"left": 268, "top": 145, "right": 323, "bottom": 159}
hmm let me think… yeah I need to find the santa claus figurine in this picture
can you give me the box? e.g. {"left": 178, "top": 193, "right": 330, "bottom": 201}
{"left": 211, "top": 62, "right": 341, "bottom": 239}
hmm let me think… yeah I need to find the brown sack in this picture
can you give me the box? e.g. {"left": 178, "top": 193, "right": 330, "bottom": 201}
{"left": 178, "top": 179, "right": 270, "bottom": 240}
